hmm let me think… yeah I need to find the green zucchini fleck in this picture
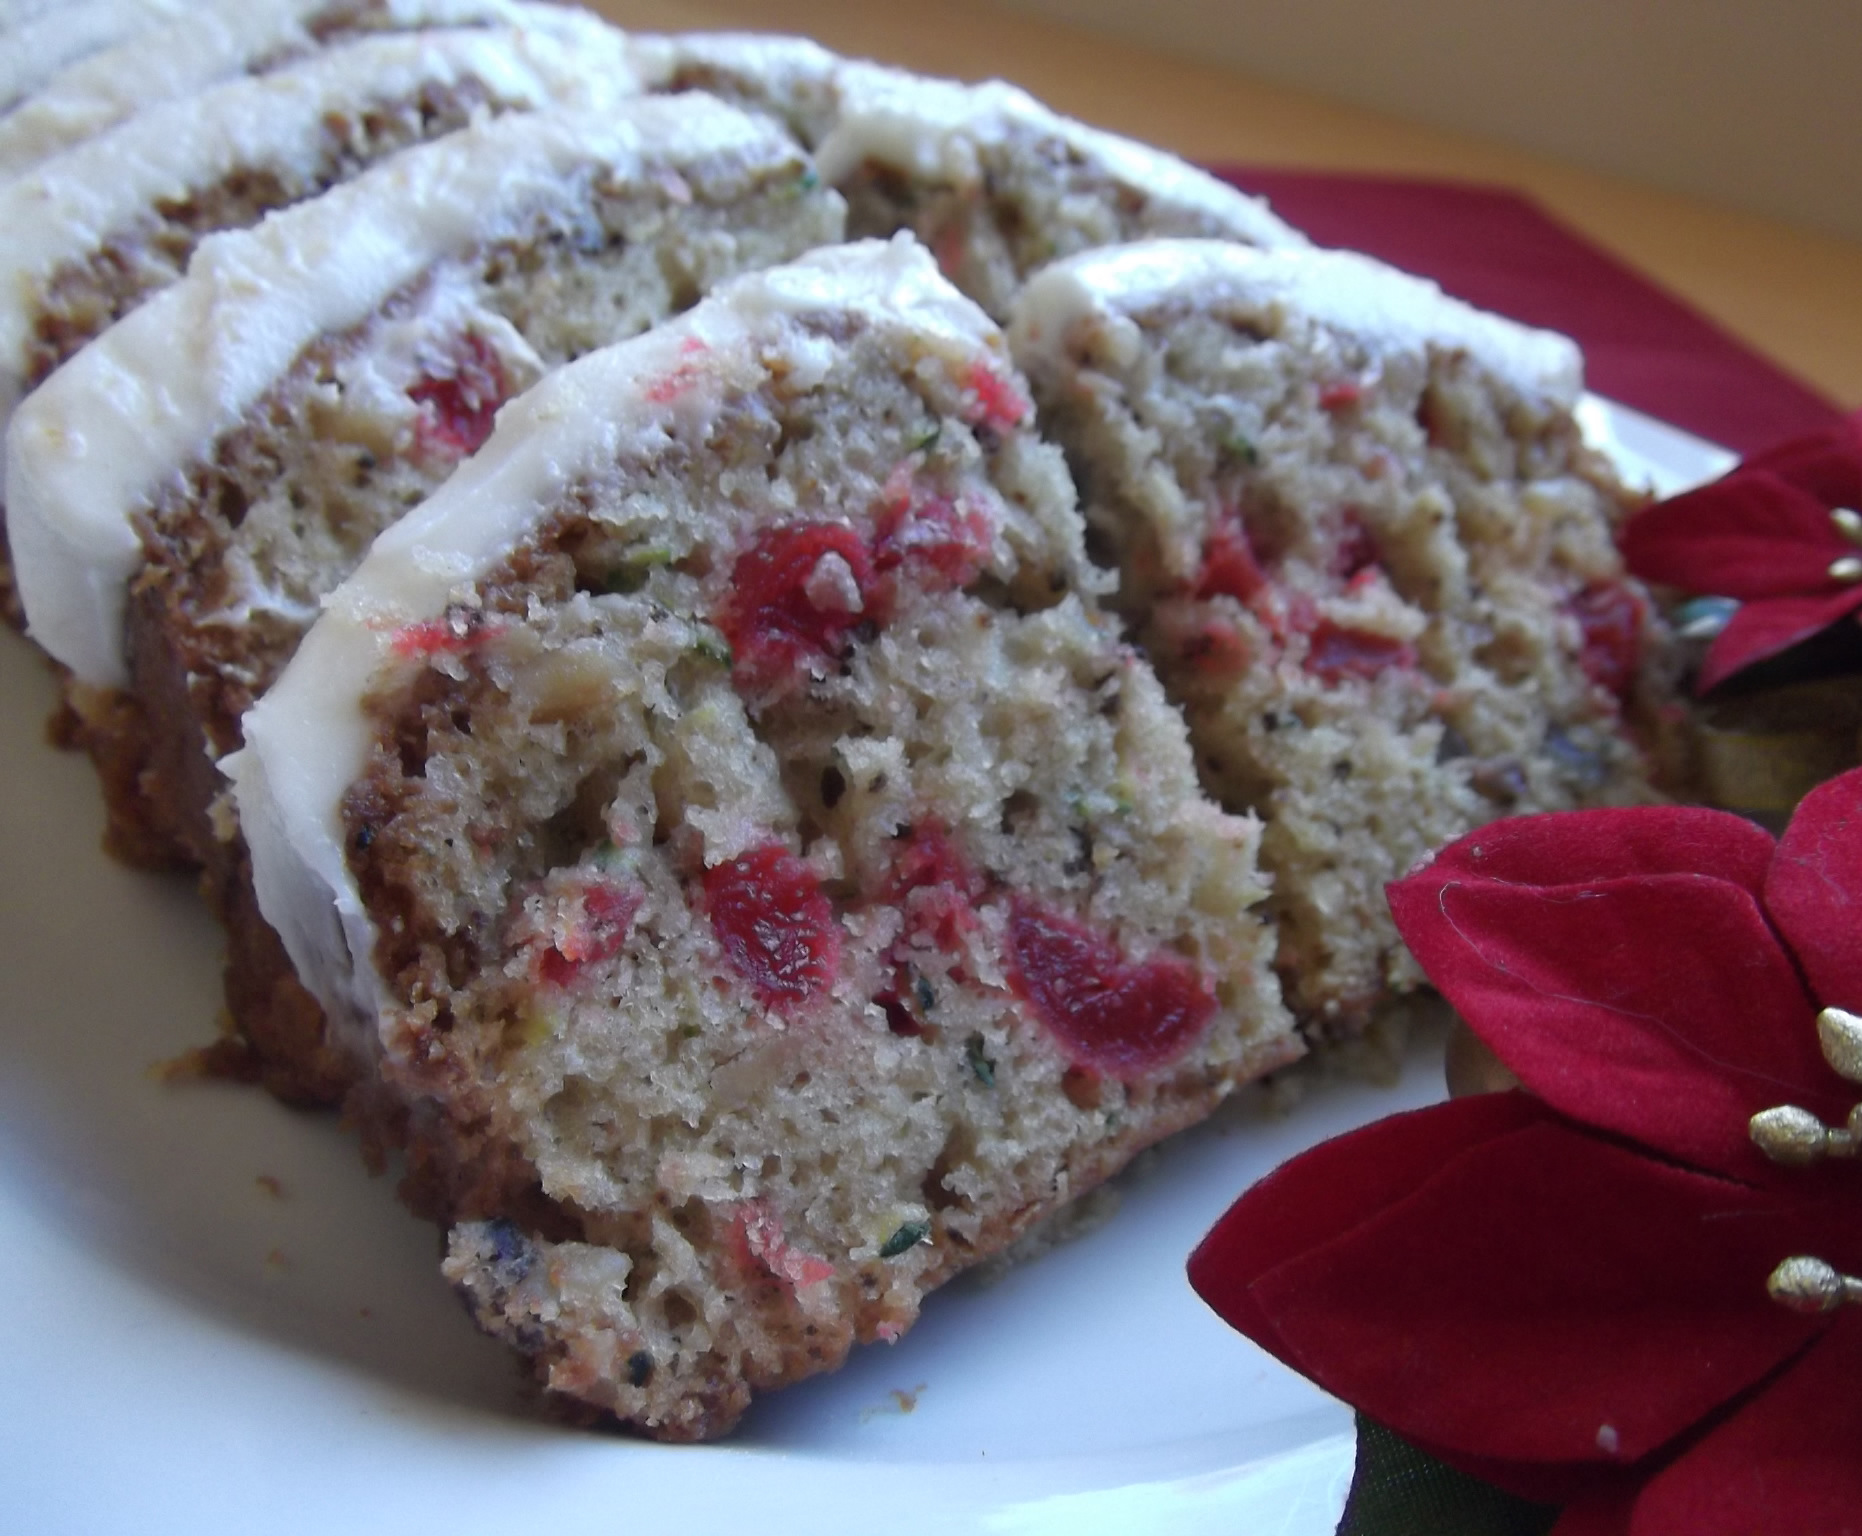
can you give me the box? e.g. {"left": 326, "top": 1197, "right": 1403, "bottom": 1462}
{"left": 965, "top": 1033, "right": 996, "bottom": 1088}
{"left": 879, "top": 1220, "right": 930, "bottom": 1259}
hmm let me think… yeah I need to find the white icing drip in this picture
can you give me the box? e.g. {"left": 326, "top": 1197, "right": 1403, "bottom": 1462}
{"left": 815, "top": 64, "right": 1305, "bottom": 249}
{"left": 228, "top": 236, "right": 1000, "bottom": 1038}
{"left": 7, "top": 93, "right": 802, "bottom": 687}
{"left": 0, "top": 21, "right": 638, "bottom": 436}
{"left": 1008, "top": 239, "right": 1584, "bottom": 405}
{"left": 0, "top": 0, "right": 594, "bottom": 178}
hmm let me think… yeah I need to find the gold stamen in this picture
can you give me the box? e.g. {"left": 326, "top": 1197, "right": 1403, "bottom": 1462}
{"left": 1768, "top": 1256, "right": 1862, "bottom": 1314}
{"left": 1818, "top": 1006, "right": 1862, "bottom": 1083}
{"left": 1832, "top": 507, "right": 1862, "bottom": 546}
{"left": 1750, "top": 1104, "right": 1846, "bottom": 1164}
{"left": 1829, "top": 555, "right": 1862, "bottom": 583}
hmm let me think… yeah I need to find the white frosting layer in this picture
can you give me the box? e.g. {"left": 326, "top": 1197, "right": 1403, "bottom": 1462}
{"left": 228, "top": 235, "right": 999, "bottom": 1038}
{"left": 0, "top": 0, "right": 62, "bottom": 27}
{"left": 628, "top": 30, "right": 843, "bottom": 142}
{"left": 633, "top": 32, "right": 1302, "bottom": 246}
{"left": 0, "top": 0, "right": 590, "bottom": 178}
{"left": 1008, "top": 239, "right": 1584, "bottom": 405}
{"left": 0, "top": 21, "right": 636, "bottom": 433}
{"left": 7, "top": 93, "right": 801, "bottom": 686}
{"left": 0, "top": 0, "right": 188, "bottom": 114}
{"left": 817, "top": 64, "right": 1305, "bottom": 250}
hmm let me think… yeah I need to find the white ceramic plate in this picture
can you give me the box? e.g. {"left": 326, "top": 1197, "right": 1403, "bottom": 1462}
{"left": 0, "top": 397, "right": 1729, "bottom": 1536}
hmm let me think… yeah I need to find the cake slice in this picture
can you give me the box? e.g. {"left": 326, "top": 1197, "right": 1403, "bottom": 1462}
{"left": 0, "top": 21, "right": 640, "bottom": 626}
{"left": 634, "top": 33, "right": 1308, "bottom": 318}
{"left": 0, "top": 0, "right": 602, "bottom": 177}
{"left": 8, "top": 95, "right": 843, "bottom": 1095}
{"left": 1008, "top": 240, "right": 1672, "bottom": 1030}
{"left": 226, "top": 237, "right": 1296, "bottom": 1438}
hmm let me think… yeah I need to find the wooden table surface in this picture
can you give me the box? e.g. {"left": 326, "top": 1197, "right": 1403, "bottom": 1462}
{"left": 588, "top": 0, "right": 1862, "bottom": 413}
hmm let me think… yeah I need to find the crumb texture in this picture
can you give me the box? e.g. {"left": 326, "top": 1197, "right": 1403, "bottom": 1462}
{"left": 320, "top": 281, "right": 1292, "bottom": 1436}
{"left": 1011, "top": 243, "right": 1674, "bottom": 1027}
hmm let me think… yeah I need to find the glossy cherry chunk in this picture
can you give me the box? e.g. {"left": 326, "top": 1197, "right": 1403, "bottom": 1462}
{"left": 705, "top": 845, "right": 840, "bottom": 1008}
{"left": 1006, "top": 898, "right": 1216, "bottom": 1079}
{"left": 717, "top": 523, "right": 883, "bottom": 690}
{"left": 1306, "top": 619, "right": 1416, "bottom": 684}
{"left": 409, "top": 334, "right": 506, "bottom": 457}
{"left": 1567, "top": 581, "right": 1644, "bottom": 701}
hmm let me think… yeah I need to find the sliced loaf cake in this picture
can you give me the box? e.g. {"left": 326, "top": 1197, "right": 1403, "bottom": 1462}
{"left": 635, "top": 33, "right": 1308, "bottom": 318}
{"left": 1009, "top": 240, "right": 1673, "bottom": 1029}
{"left": 0, "top": 20, "right": 640, "bottom": 624}
{"left": 227, "top": 237, "right": 1296, "bottom": 1437}
{"left": 9, "top": 95, "right": 844, "bottom": 1095}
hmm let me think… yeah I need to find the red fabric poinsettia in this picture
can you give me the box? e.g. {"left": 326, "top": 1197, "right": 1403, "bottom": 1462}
{"left": 1189, "top": 769, "right": 1862, "bottom": 1535}
{"left": 1620, "top": 410, "right": 1862, "bottom": 691}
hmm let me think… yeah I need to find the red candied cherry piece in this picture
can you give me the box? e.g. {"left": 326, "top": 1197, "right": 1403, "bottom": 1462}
{"left": 1306, "top": 618, "right": 1417, "bottom": 684}
{"left": 643, "top": 336, "right": 710, "bottom": 404}
{"left": 1196, "top": 519, "right": 1268, "bottom": 603}
{"left": 717, "top": 523, "right": 886, "bottom": 690}
{"left": 873, "top": 822, "right": 982, "bottom": 1031}
{"left": 409, "top": 334, "right": 507, "bottom": 457}
{"left": 706, "top": 845, "right": 841, "bottom": 1009}
{"left": 389, "top": 610, "right": 504, "bottom": 658}
{"left": 873, "top": 489, "right": 993, "bottom": 591}
{"left": 733, "top": 1200, "right": 835, "bottom": 1290}
{"left": 1567, "top": 581, "right": 1644, "bottom": 701}
{"left": 1005, "top": 898, "right": 1217, "bottom": 1079}
{"left": 886, "top": 820, "right": 983, "bottom": 953}
{"left": 537, "top": 879, "right": 643, "bottom": 988}
{"left": 961, "top": 359, "right": 1030, "bottom": 432}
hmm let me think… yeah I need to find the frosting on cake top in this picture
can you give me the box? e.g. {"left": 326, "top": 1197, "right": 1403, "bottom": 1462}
{"left": 0, "top": 0, "right": 592, "bottom": 178}
{"left": 6, "top": 93, "right": 803, "bottom": 687}
{"left": 629, "top": 28, "right": 843, "bottom": 142}
{"left": 632, "top": 32, "right": 1303, "bottom": 248}
{"left": 1008, "top": 239, "right": 1584, "bottom": 404}
{"left": 0, "top": 0, "right": 189, "bottom": 116}
{"left": 0, "top": 22, "right": 639, "bottom": 430}
{"left": 226, "top": 235, "right": 1005, "bottom": 1029}
{"left": 816, "top": 64, "right": 1306, "bottom": 250}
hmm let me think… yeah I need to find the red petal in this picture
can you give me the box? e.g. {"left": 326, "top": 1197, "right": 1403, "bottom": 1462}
{"left": 1697, "top": 587, "right": 1862, "bottom": 692}
{"left": 1629, "top": 1319, "right": 1862, "bottom": 1536}
{"left": 1766, "top": 767, "right": 1862, "bottom": 1015}
{"left": 1406, "top": 1428, "right": 1646, "bottom": 1509}
{"left": 1620, "top": 471, "right": 1856, "bottom": 599}
{"left": 1249, "top": 1119, "right": 1826, "bottom": 1466}
{"left": 1391, "top": 820, "right": 1843, "bottom": 1182}
{"left": 1555, "top": 1492, "right": 1637, "bottom": 1536}
{"left": 1739, "top": 414, "right": 1862, "bottom": 509}
{"left": 1188, "top": 1093, "right": 1548, "bottom": 1351}
{"left": 1404, "top": 804, "right": 1777, "bottom": 896}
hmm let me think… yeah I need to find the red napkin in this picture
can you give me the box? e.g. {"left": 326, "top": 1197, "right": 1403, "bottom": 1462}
{"left": 1214, "top": 169, "right": 1844, "bottom": 456}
